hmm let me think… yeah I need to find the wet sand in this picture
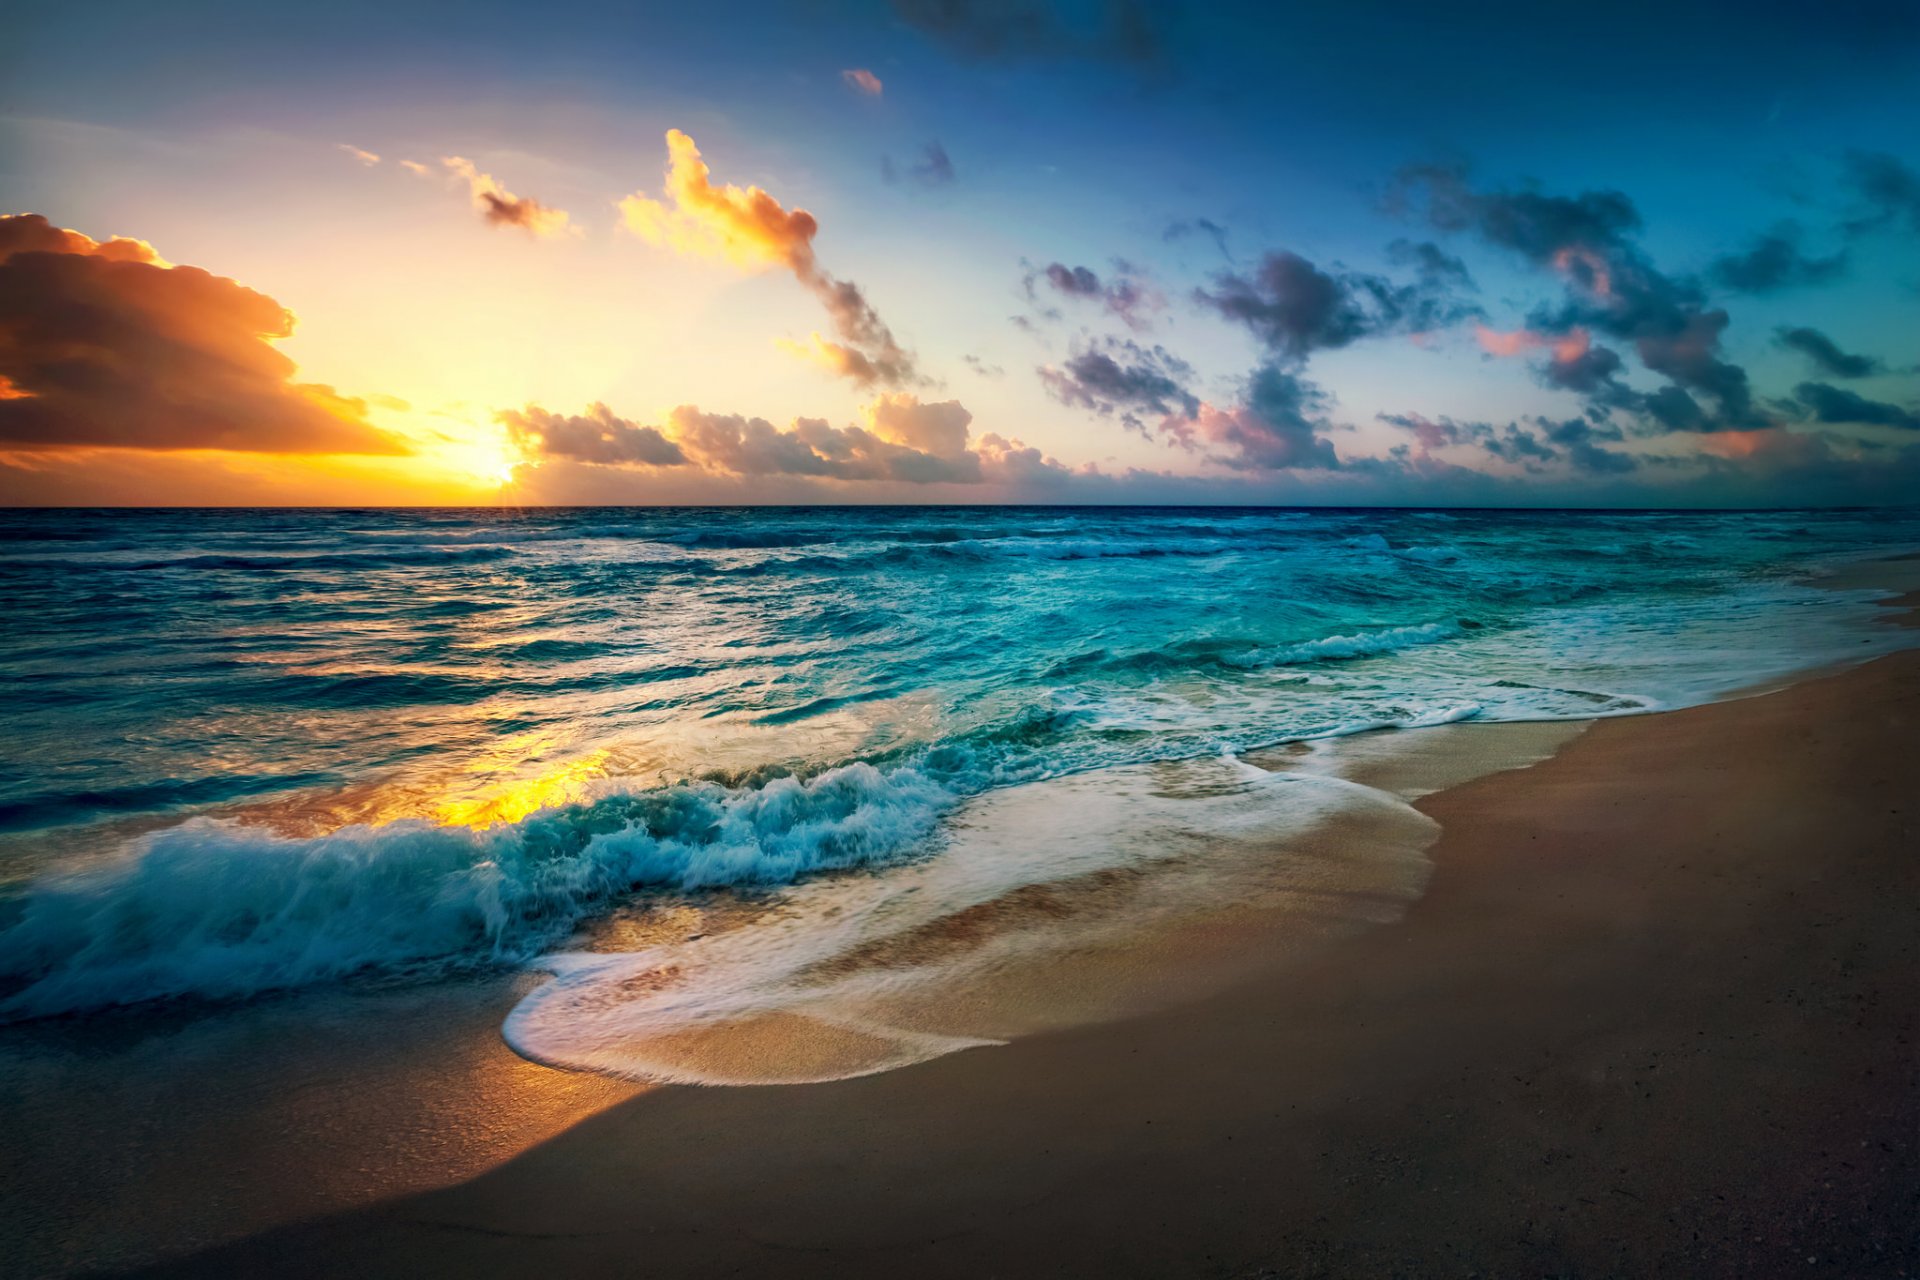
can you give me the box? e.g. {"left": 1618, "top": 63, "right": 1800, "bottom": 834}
{"left": 121, "top": 633, "right": 1919, "bottom": 1275}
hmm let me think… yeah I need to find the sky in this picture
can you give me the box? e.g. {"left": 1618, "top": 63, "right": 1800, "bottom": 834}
{"left": 3, "top": 0, "right": 1918, "bottom": 506}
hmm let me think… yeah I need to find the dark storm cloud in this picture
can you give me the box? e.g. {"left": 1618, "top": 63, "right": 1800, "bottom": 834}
{"left": 1194, "top": 249, "right": 1478, "bottom": 362}
{"left": 1776, "top": 327, "right": 1885, "bottom": 379}
{"left": 499, "top": 403, "right": 688, "bottom": 466}
{"left": 887, "top": 0, "right": 1164, "bottom": 64}
{"left": 1794, "top": 382, "right": 1920, "bottom": 431}
{"left": 1038, "top": 339, "right": 1198, "bottom": 429}
{"left": 1841, "top": 150, "right": 1920, "bottom": 235}
{"left": 0, "top": 213, "right": 402, "bottom": 455}
{"left": 1707, "top": 224, "right": 1847, "bottom": 293}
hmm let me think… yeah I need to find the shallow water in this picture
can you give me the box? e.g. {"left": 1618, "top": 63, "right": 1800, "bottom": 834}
{"left": 1, "top": 507, "right": 1914, "bottom": 1065}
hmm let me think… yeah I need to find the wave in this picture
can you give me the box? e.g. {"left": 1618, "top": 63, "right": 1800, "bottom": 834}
{"left": 1227, "top": 621, "right": 1465, "bottom": 668}
{"left": 0, "top": 760, "right": 963, "bottom": 1021}
{"left": 2, "top": 546, "right": 521, "bottom": 573}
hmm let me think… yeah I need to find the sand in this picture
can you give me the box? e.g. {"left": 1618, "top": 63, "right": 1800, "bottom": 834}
{"left": 105, "top": 636, "right": 1919, "bottom": 1276}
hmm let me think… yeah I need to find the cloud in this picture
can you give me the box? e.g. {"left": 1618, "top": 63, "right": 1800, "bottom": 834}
{"left": 1387, "top": 238, "right": 1475, "bottom": 291}
{"left": 1384, "top": 411, "right": 1636, "bottom": 475}
{"left": 337, "top": 144, "right": 380, "bottom": 167}
{"left": 842, "top": 68, "right": 884, "bottom": 96}
{"left": 1776, "top": 326, "right": 1885, "bottom": 379}
{"left": 499, "top": 403, "right": 687, "bottom": 466}
{"left": 443, "top": 157, "right": 576, "bottom": 237}
{"left": 0, "top": 214, "right": 401, "bottom": 455}
{"left": 1195, "top": 248, "right": 1478, "bottom": 361}
{"left": 1025, "top": 259, "right": 1159, "bottom": 330}
{"left": 1794, "top": 382, "right": 1920, "bottom": 431}
{"left": 913, "top": 141, "right": 956, "bottom": 185}
{"left": 883, "top": 142, "right": 956, "bottom": 188}
{"left": 1473, "top": 324, "right": 1624, "bottom": 394}
{"left": 887, "top": 0, "right": 1164, "bottom": 65}
{"left": 1396, "top": 165, "right": 1763, "bottom": 430}
{"left": 1039, "top": 339, "right": 1197, "bottom": 431}
{"left": 622, "top": 130, "right": 921, "bottom": 387}
{"left": 1842, "top": 150, "right": 1920, "bottom": 235}
{"left": 1169, "top": 364, "right": 1339, "bottom": 472}
{"left": 1377, "top": 411, "right": 1477, "bottom": 454}
{"left": 506, "top": 393, "right": 1007, "bottom": 486}
{"left": 399, "top": 160, "right": 432, "bottom": 177}
{"left": 1162, "top": 217, "right": 1231, "bottom": 261}
{"left": 1707, "top": 223, "right": 1846, "bottom": 293}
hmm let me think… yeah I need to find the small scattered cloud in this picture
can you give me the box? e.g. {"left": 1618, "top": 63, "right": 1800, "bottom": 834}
{"left": 1795, "top": 382, "right": 1920, "bottom": 431}
{"left": 842, "top": 68, "right": 885, "bottom": 96}
{"left": 443, "top": 157, "right": 576, "bottom": 237}
{"left": 337, "top": 144, "right": 380, "bottom": 167}
{"left": 1163, "top": 217, "right": 1231, "bottom": 262}
{"left": 1707, "top": 223, "right": 1846, "bottom": 293}
{"left": 1038, "top": 338, "right": 1197, "bottom": 431}
{"left": 883, "top": 141, "right": 956, "bottom": 188}
{"left": 1841, "top": 150, "right": 1920, "bottom": 236}
{"left": 1776, "top": 326, "right": 1885, "bottom": 379}
{"left": 1024, "top": 259, "right": 1161, "bottom": 330}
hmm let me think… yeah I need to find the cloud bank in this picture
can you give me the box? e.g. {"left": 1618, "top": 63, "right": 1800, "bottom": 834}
{"left": 0, "top": 214, "right": 401, "bottom": 455}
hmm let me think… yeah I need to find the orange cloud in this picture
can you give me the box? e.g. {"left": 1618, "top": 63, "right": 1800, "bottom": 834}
{"left": 861, "top": 392, "right": 971, "bottom": 456}
{"left": 620, "top": 130, "right": 920, "bottom": 387}
{"left": 443, "top": 157, "right": 576, "bottom": 237}
{"left": 619, "top": 129, "right": 819, "bottom": 272}
{"left": 1474, "top": 324, "right": 1592, "bottom": 364}
{"left": 1550, "top": 246, "right": 1615, "bottom": 300}
{"left": 842, "top": 68, "right": 884, "bottom": 96}
{"left": 0, "top": 214, "right": 403, "bottom": 455}
{"left": 338, "top": 144, "right": 381, "bottom": 167}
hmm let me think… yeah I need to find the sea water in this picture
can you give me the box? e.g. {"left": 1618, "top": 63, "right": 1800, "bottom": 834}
{"left": 0, "top": 507, "right": 1913, "bottom": 1076}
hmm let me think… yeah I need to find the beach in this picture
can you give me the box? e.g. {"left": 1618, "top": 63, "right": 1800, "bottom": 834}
{"left": 64, "top": 598, "right": 1908, "bottom": 1276}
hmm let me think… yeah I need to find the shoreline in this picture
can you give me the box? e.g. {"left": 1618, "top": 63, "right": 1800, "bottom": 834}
{"left": 1, "top": 568, "right": 1914, "bottom": 1275}
{"left": 124, "top": 631, "right": 1920, "bottom": 1274}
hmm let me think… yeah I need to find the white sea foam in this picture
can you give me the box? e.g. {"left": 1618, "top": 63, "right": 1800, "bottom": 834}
{"left": 1229, "top": 621, "right": 1464, "bottom": 667}
{"left": 504, "top": 756, "right": 1439, "bottom": 1084}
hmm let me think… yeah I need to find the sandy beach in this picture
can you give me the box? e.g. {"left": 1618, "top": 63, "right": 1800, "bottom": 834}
{"left": 62, "top": 597, "right": 1907, "bottom": 1277}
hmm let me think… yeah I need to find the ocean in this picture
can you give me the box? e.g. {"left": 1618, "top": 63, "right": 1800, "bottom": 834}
{"left": 1, "top": 506, "right": 1914, "bottom": 1080}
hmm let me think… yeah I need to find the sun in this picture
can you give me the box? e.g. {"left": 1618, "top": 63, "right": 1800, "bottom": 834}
{"left": 370, "top": 403, "right": 525, "bottom": 493}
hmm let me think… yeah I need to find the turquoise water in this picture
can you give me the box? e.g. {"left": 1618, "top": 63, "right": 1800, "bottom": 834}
{"left": 0, "top": 506, "right": 1914, "bottom": 1024}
